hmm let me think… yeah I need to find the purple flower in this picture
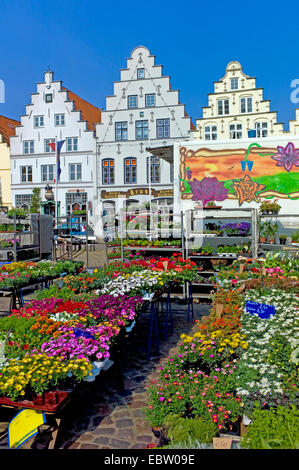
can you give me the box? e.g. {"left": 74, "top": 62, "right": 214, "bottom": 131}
{"left": 189, "top": 177, "right": 228, "bottom": 205}
{"left": 271, "top": 142, "right": 299, "bottom": 172}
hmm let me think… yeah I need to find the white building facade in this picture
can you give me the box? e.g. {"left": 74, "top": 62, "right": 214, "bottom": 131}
{"left": 94, "top": 46, "right": 194, "bottom": 237}
{"left": 193, "top": 61, "right": 285, "bottom": 141}
{"left": 10, "top": 71, "right": 101, "bottom": 220}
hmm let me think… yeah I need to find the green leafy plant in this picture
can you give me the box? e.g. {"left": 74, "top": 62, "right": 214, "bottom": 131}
{"left": 163, "top": 415, "right": 217, "bottom": 445}
{"left": 29, "top": 188, "right": 41, "bottom": 214}
{"left": 241, "top": 405, "right": 299, "bottom": 449}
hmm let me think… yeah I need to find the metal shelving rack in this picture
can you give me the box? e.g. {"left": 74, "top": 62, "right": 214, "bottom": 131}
{"left": 119, "top": 209, "right": 185, "bottom": 262}
{"left": 258, "top": 213, "right": 299, "bottom": 256}
{"left": 0, "top": 213, "right": 41, "bottom": 263}
{"left": 184, "top": 208, "right": 258, "bottom": 300}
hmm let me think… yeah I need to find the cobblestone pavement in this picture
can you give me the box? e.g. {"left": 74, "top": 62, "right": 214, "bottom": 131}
{"left": 0, "top": 301, "right": 211, "bottom": 450}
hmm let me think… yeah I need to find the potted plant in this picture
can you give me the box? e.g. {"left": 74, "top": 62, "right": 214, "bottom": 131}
{"left": 199, "top": 244, "right": 214, "bottom": 256}
{"left": 270, "top": 199, "right": 281, "bottom": 215}
{"left": 7, "top": 207, "right": 27, "bottom": 219}
{"left": 259, "top": 200, "right": 271, "bottom": 215}
{"left": 264, "top": 221, "right": 278, "bottom": 244}
{"left": 291, "top": 231, "right": 299, "bottom": 245}
{"left": 258, "top": 222, "right": 267, "bottom": 243}
{"left": 203, "top": 201, "right": 223, "bottom": 210}
{"left": 278, "top": 234, "right": 287, "bottom": 245}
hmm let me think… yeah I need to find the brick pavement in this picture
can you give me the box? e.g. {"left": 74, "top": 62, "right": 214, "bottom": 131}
{"left": 0, "top": 301, "right": 210, "bottom": 449}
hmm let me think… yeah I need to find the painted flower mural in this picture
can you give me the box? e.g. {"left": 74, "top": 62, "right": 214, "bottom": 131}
{"left": 232, "top": 175, "right": 266, "bottom": 206}
{"left": 271, "top": 142, "right": 299, "bottom": 172}
{"left": 189, "top": 177, "right": 228, "bottom": 206}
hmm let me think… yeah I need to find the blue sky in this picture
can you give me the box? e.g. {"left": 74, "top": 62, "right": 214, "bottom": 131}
{"left": 0, "top": 0, "right": 298, "bottom": 130}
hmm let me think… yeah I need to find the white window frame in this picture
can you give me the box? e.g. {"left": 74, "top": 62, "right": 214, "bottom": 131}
{"left": 230, "top": 78, "right": 238, "bottom": 90}
{"left": 240, "top": 97, "right": 253, "bottom": 113}
{"left": 66, "top": 137, "right": 78, "bottom": 152}
{"left": 44, "top": 138, "right": 55, "bottom": 153}
{"left": 229, "top": 123, "right": 243, "bottom": 139}
{"left": 217, "top": 99, "right": 229, "bottom": 115}
{"left": 34, "top": 115, "right": 44, "bottom": 128}
{"left": 23, "top": 140, "right": 34, "bottom": 154}
{"left": 69, "top": 163, "right": 82, "bottom": 181}
{"left": 204, "top": 125, "right": 217, "bottom": 140}
{"left": 54, "top": 114, "right": 65, "bottom": 126}
{"left": 20, "top": 165, "right": 32, "bottom": 183}
{"left": 145, "top": 94, "right": 155, "bottom": 107}
{"left": 41, "top": 164, "right": 55, "bottom": 182}
{"left": 255, "top": 121, "right": 268, "bottom": 137}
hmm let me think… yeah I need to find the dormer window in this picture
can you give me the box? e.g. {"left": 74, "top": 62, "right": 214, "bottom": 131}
{"left": 137, "top": 68, "right": 145, "bottom": 79}
{"left": 230, "top": 78, "right": 238, "bottom": 90}
{"left": 45, "top": 93, "right": 53, "bottom": 103}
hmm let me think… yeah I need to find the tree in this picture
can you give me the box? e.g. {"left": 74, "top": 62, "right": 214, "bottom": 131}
{"left": 30, "top": 188, "right": 41, "bottom": 213}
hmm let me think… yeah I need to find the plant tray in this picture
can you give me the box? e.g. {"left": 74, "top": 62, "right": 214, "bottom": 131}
{"left": 203, "top": 206, "right": 222, "bottom": 210}
{"left": 0, "top": 390, "right": 70, "bottom": 413}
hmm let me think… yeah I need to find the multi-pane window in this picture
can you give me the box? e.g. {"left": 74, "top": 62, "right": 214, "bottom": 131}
{"left": 124, "top": 158, "right": 137, "bottom": 184}
{"left": 147, "top": 156, "right": 160, "bottom": 183}
{"left": 157, "top": 119, "right": 170, "bottom": 138}
{"left": 41, "top": 165, "right": 55, "bottom": 182}
{"left": 45, "top": 93, "right": 53, "bottom": 103}
{"left": 55, "top": 114, "right": 65, "bottom": 126}
{"left": 69, "top": 163, "right": 82, "bottom": 181}
{"left": 102, "top": 159, "right": 115, "bottom": 185}
{"left": 21, "top": 166, "right": 32, "bottom": 183}
{"left": 128, "top": 95, "right": 138, "bottom": 109}
{"left": 240, "top": 97, "right": 253, "bottom": 113}
{"left": 115, "top": 122, "right": 128, "bottom": 141}
{"left": 229, "top": 123, "right": 242, "bottom": 139}
{"left": 34, "top": 115, "right": 44, "bottom": 128}
{"left": 218, "top": 99, "right": 229, "bottom": 115}
{"left": 145, "top": 94, "right": 155, "bottom": 107}
{"left": 66, "top": 137, "right": 78, "bottom": 152}
{"left": 137, "top": 68, "right": 145, "bottom": 79}
{"left": 230, "top": 78, "right": 238, "bottom": 90}
{"left": 204, "top": 125, "right": 217, "bottom": 140}
{"left": 15, "top": 194, "right": 32, "bottom": 210}
{"left": 44, "top": 138, "right": 55, "bottom": 153}
{"left": 135, "top": 120, "right": 148, "bottom": 140}
{"left": 23, "top": 140, "right": 34, "bottom": 154}
{"left": 255, "top": 121, "right": 268, "bottom": 137}
{"left": 66, "top": 192, "right": 87, "bottom": 215}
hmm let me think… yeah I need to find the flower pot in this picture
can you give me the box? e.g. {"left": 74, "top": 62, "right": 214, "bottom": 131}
{"left": 269, "top": 238, "right": 276, "bottom": 244}
{"left": 152, "top": 427, "right": 161, "bottom": 438}
{"left": 279, "top": 239, "right": 286, "bottom": 245}
{"left": 259, "top": 237, "right": 267, "bottom": 243}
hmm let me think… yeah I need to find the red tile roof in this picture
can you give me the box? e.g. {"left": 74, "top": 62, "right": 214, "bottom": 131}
{"left": 62, "top": 87, "right": 101, "bottom": 132}
{"left": 0, "top": 115, "right": 20, "bottom": 146}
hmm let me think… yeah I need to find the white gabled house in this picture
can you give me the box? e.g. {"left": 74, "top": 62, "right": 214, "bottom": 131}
{"left": 10, "top": 70, "right": 101, "bottom": 222}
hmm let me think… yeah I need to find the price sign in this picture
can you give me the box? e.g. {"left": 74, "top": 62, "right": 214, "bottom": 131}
{"left": 8, "top": 409, "right": 46, "bottom": 449}
{"left": 246, "top": 300, "right": 275, "bottom": 319}
{"left": 213, "top": 437, "right": 232, "bottom": 449}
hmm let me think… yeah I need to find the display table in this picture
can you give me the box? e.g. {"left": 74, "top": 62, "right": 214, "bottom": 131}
{"left": 0, "top": 390, "right": 71, "bottom": 449}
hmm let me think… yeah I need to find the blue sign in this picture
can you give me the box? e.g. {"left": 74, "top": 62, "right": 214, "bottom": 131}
{"left": 246, "top": 300, "right": 275, "bottom": 319}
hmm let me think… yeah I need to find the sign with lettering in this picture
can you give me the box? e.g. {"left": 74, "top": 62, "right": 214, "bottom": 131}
{"left": 101, "top": 188, "right": 173, "bottom": 200}
{"left": 8, "top": 409, "right": 46, "bottom": 449}
{"left": 213, "top": 437, "right": 232, "bottom": 449}
{"left": 246, "top": 300, "right": 275, "bottom": 319}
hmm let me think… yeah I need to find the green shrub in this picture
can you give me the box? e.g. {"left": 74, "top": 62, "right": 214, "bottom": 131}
{"left": 164, "top": 415, "right": 217, "bottom": 445}
{"left": 241, "top": 405, "right": 299, "bottom": 449}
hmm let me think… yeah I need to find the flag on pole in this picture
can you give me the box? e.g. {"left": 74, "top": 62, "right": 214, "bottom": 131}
{"left": 48, "top": 140, "right": 65, "bottom": 181}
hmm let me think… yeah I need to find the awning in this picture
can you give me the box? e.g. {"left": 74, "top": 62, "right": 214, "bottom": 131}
{"left": 146, "top": 144, "right": 174, "bottom": 164}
